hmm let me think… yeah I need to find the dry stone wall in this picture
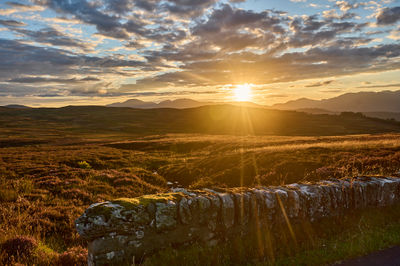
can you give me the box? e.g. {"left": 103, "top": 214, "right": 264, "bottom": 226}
{"left": 75, "top": 176, "right": 400, "bottom": 265}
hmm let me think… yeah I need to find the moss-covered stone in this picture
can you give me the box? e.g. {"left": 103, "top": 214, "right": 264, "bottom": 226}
{"left": 112, "top": 192, "right": 184, "bottom": 209}
{"left": 86, "top": 203, "right": 114, "bottom": 221}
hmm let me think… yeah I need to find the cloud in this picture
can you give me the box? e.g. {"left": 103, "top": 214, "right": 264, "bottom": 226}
{"left": 7, "top": 76, "right": 101, "bottom": 83}
{"left": 287, "top": 16, "right": 367, "bottom": 49}
{"left": 322, "top": 9, "right": 357, "bottom": 20}
{"left": 33, "top": 0, "right": 213, "bottom": 42}
{"left": 388, "top": 26, "right": 400, "bottom": 40}
{"left": 162, "top": 0, "right": 217, "bottom": 18}
{"left": 335, "top": 1, "right": 359, "bottom": 12}
{"left": 122, "top": 43, "right": 400, "bottom": 91}
{"left": 0, "top": 1, "right": 45, "bottom": 15}
{"left": 376, "top": 7, "right": 400, "bottom": 25}
{"left": 319, "top": 89, "right": 342, "bottom": 93}
{"left": 356, "top": 83, "right": 400, "bottom": 89}
{"left": 191, "top": 4, "right": 280, "bottom": 37}
{"left": 1, "top": 1, "right": 400, "bottom": 103}
{"left": 12, "top": 27, "right": 91, "bottom": 49}
{"left": 0, "top": 19, "right": 26, "bottom": 27}
{"left": 34, "top": 0, "right": 127, "bottom": 38}
{"left": 0, "top": 38, "right": 147, "bottom": 82}
{"left": 305, "top": 80, "right": 335, "bottom": 87}
{"left": 6, "top": 1, "right": 43, "bottom": 10}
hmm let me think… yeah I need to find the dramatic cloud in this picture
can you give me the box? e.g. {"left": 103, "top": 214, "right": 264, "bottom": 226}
{"left": 0, "top": 38, "right": 148, "bottom": 82}
{"left": 0, "top": 0, "right": 399, "bottom": 104}
{"left": 123, "top": 43, "right": 400, "bottom": 90}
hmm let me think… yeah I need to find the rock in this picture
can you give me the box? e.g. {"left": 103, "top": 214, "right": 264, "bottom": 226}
{"left": 155, "top": 201, "right": 177, "bottom": 231}
{"left": 287, "top": 190, "right": 300, "bottom": 218}
{"left": 197, "top": 196, "right": 211, "bottom": 225}
{"left": 207, "top": 194, "right": 221, "bottom": 231}
{"left": 233, "top": 192, "right": 250, "bottom": 226}
{"left": 274, "top": 188, "right": 289, "bottom": 221}
{"left": 178, "top": 197, "right": 191, "bottom": 224}
{"left": 75, "top": 201, "right": 149, "bottom": 240}
{"left": 218, "top": 193, "right": 235, "bottom": 230}
{"left": 263, "top": 190, "right": 276, "bottom": 210}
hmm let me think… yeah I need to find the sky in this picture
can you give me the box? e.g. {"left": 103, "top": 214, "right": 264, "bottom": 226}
{"left": 0, "top": 0, "right": 399, "bottom": 107}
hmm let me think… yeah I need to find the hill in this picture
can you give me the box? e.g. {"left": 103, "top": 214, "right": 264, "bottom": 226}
{"left": 364, "top": 112, "right": 400, "bottom": 122}
{"left": 272, "top": 90, "right": 400, "bottom": 113}
{"left": 293, "top": 108, "right": 400, "bottom": 122}
{"left": 1, "top": 105, "right": 400, "bottom": 136}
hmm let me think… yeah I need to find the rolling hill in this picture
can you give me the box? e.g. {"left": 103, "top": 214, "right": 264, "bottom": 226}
{"left": 1, "top": 104, "right": 400, "bottom": 136}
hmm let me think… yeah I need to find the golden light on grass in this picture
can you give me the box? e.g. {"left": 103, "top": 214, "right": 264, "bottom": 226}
{"left": 233, "top": 83, "right": 253, "bottom": 102}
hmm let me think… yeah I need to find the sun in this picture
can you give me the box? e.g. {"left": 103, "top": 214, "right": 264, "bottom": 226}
{"left": 233, "top": 84, "right": 253, "bottom": 102}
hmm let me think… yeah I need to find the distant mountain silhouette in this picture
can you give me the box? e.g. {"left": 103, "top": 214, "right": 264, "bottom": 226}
{"left": 2, "top": 104, "right": 31, "bottom": 109}
{"left": 107, "top": 99, "right": 155, "bottom": 108}
{"left": 109, "top": 90, "right": 400, "bottom": 113}
{"left": 107, "top": 98, "right": 210, "bottom": 109}
{"left": 107, "top": 98, "right": 263, "bottom": 109}
{"left": 272, "top": 90, "right": 400, "bottom": 113}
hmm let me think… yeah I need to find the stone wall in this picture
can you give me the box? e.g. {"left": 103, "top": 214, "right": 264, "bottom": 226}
{"left": 75, "top": 176, "right": 400, "bottom": 265}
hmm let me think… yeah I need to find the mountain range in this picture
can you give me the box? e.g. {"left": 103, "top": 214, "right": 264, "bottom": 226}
{"left": 271, "top": 90, "right": 400, "bottom": 113}
{"left": 107, "top": 98, "right": 206, "bottom": 109}
{"left": 4, "top": 90, "right": 400, "bottom": 121}
{"left": 105, "top": 90, "right": 400, "bottom": 121}
{"left": 107, "top": 98, "right": 262, "bottom": 109}
{"left": 107, "top": 90, "right": 400, "bottom": 113}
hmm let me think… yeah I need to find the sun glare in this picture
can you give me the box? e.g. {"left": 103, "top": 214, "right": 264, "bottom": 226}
{"left": 234, "top": 84, "right": 253, "bottom": 102}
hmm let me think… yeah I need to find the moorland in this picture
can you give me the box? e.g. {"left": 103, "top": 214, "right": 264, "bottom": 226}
{"left": 1, "top": 105, "right": 400, "bottom": 265}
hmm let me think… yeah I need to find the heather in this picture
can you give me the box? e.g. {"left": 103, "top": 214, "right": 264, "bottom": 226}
{"left": 1, "top": 106, "right": 400, "bottom": 264}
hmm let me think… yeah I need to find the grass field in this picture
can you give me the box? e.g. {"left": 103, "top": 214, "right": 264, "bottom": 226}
{"left": 1, "top": 106, "right": 400, "bottom": 265}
